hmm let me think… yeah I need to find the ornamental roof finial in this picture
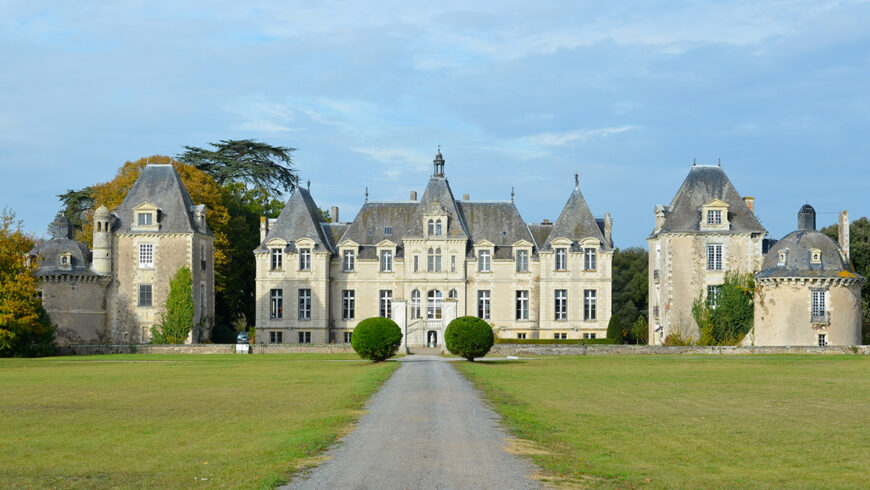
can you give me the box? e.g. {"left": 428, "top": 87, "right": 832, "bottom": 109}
{"left": 365, "top": 186, "right": 369, "bottom": 202}
{"left": 574, "top": 173, "right": 579, "bottom": 188}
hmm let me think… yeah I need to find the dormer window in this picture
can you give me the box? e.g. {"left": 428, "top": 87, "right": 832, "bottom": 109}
{"left": 707, "top": 210, "right": 722, "bottom": 225}
{"left": 299, "top": 248, "right": 311, "bottom": 270}
{"left": 777, "top": 249, "right": 789, "bottom": 266}
{"left": 436, "top": 220, "right": 443, "bottom": 235}
{"left": 132, "top": 202, "right": 160, "bottom": 232}
{"left": 478, "top": 250, "right": 491, "bottom": 272}
{"left": 384, "top": 226, "right": 392, "bottom": 235}
{"left": 810, "top": 248, "right": 822, "bottom": 264}
{"left": 555, "top": 248, "right": 567, "bottom": 271}
{"left": 516, "top": 249, "right": 529, "bottom": 272}
{"left": 270, "top": 248, "right": 283, "bottom": 270}
{"left": 343, "top": 250, "right": 355, "bottom": 272}
{"left": 700, "top": 199, "right": 730, "bottom": 231}
{"left": 59, "top": 252, "right": 72, "bottom": 270}
{"left": 584, "top": 248, "right": 597, "bottom": 271}
{"left": 138, "top": 213, "right": 152, "bottom": 226}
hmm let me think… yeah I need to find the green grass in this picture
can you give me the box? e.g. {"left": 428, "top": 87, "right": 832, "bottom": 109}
{"left": 456, "top": 355, "right": 870, "bottom": 488}
{"left": 0, "top": 354, "right": 398, "bottom": 488}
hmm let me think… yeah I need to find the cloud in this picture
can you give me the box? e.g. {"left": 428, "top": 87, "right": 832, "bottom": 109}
{"left": 522, "top": 126, "right": 640, "bottom": 146}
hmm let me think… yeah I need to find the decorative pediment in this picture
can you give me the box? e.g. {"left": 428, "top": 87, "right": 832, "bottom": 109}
{"left": 265, "top": 238, "right": 288, "bottom": 249}
{"left": 579, "top": 237, "right": 601, "bottom": 248}
{"left": 426, "top": 201, "right": 446, "bottom": 216}
{"left": 133, "top": 202, "right": 160, "bottom": 212}
{"left": 702, "top": 199, "right": 729, "bottom": 208}
{"left": 512, "top": 239, "right": 533, "bottom": 249}
{"left": 550, "top": 237, "right": 573, "bottom": 247}
{"left": 295, "top": 237, "right": 315, "bottom": 249}
{"left": 376, "top": 239, "right": 397, "bottom": 249}
{"left": 474, "top": 239, "right": 495, "bottom": 248}
{"left": 338, "top": 239, "right": 360, "bottom": 249}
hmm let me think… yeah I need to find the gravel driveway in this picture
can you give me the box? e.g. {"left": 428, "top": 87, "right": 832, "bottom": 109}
{"left": 284, "top": 355, "right": 539, "bottom": 489}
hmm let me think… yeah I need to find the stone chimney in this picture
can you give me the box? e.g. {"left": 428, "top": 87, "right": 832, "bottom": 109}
{"left": 798, "top": 204, "right": 816, "bottom": 231}
{"left": 331, "top": 206, "right": 339, "bottom": 223}
{"left": 604, "top": 212, "right": 613, "bottom": 247}
{"left": 743, "top": 196, "right": 755, "bottom": 214}
{"left": 654, "top": 205, "right": 668, "bottom": 234}
{"left": 463, "top": 194, "right": 470, "bottom": 201}
{"left": 410, "top": 191, "right": 417, "bottom": 201}
{"left": 542, "top": 219, "right": 551, "bottom": 225}
{"left": 260, "top": 216, "right": 269, "bottom": 242}
{"left": 839, "top": 210, "right": 850, "bottom": 263}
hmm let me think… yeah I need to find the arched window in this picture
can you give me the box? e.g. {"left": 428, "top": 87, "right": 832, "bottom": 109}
{"left": 411, "top": 289, "right": 421, "bottom": 319}
{"left": 427, "top": 290, "right": 443, "bottom": 320}
{"left": 97, "top": 222, "right": 101, "bottom": 232}
{"left": 448, "top": 289, "right": 457, "bottom": 300}
{"left": 436, "top": 220, "right": 443, "bottom": 235}
{"left": 428, "top": 219, "right": 435, "bottom": 236}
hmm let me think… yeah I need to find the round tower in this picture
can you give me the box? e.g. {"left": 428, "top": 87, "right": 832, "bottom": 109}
{"left": 92, "top": 206, "right": 115, "bottom": 275}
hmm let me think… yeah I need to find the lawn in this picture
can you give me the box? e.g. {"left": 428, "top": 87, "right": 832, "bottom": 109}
{"left": 0, "top": 354, "right": 398, "bottom": 488}
{"left": 456, "top": 355, "right": 870, "bottom": 488}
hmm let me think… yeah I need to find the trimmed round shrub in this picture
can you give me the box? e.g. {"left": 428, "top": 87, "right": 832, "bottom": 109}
{"left": 444, "top": 316, "right": 494, "bottom": 361}
{"left": 351, "top": 317, "right": 403, "bottom": 362}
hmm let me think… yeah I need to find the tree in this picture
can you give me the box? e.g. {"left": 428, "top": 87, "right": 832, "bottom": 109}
{"left": 692, "top": 272, "right": 754, "bottom": 345}
{"left": 444, "top": 316, "right": 494, "bottom": 361}
{"left": 606, "top": 314, "right": 624, "bottom": 344}
{"left": 611, "top": 247, "right": 649, "bottom": 343}
{"left": 822, "top": 217, "right": 870, "bottom": 333}
{"left": 351, "top": 317, "right": 403, "bottom": 362}
{"left": 178, "top": 139, "right": 298, "bottom": 198}
{"left": 0, "top": 209, "right": 55, "bottom": 357}
{"left": 150, "top": 267, "right": 194, "bottom": 344}
{"left": 57, "top": 187, "right": 95, "bottom": 234}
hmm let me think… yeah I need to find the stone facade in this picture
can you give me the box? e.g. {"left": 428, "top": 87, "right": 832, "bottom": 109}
{"left": 255, "top": 151, "right": 613, "bottom": 347}
{"left": 31, "top": 164, "right": 215, "bottom": 345}
{"left": 648, "top": 164, "right": 767, "bottom": 344}
{"left": 752, "top": 206, "right": 864, "bottom": 346}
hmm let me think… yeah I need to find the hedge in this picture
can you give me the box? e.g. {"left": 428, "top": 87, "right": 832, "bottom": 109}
{"left": 494, "top": 337, "right": 616, "bottom": 345}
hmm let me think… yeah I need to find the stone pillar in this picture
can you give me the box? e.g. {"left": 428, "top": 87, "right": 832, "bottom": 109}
{"left": 392, "top": 300, "right": 408, "bottom": 354}
{"left": 442, "top": 300, "right": 458, "bottom": 354}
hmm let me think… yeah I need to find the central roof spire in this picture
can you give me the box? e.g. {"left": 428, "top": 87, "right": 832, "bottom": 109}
{"left": 433, "top": 146, "right": 445, "bottom": 177}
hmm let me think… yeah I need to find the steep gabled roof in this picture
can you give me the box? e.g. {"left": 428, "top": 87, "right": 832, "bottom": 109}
{"left": 408, "top": 177, "right": 469, "bottom": 239}
{"left": 527, "top": 223, "right": 554, "bottom": 249}
{"left": 658, "top": 165, "right": 766, "bottom": 235}
{"left": 258, "top": 187, "right": 331, "bottom": 252}
{"left": 114, "top": 164, "right": 210, "bottom": 235}
{"left": 542, "top": 184, "right": 610, "bottom": 251}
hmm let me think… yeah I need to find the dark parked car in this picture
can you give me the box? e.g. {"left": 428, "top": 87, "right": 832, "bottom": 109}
{"left": 236, "top": 332, "right": 250, "bottom": 344}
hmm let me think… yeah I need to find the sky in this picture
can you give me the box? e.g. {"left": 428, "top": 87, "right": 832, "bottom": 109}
{"left": 1, "top": 0, "right": 869, "bottom": 247}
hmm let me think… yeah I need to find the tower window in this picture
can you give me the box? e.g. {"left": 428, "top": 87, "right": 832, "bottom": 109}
{"left": 555, "top": 248, "right": 567, "bottom": 271}
{"left": 139, "top": 244, "right": 154, "bottom": 268}
{"left": 270, "top": 248, "right": 283, "bottom": 270}
{"left": 138, "top": 284, "right": 153, "bottom": 307}
{"left": 706, "top": 244, "right": 723, "bottom": 270}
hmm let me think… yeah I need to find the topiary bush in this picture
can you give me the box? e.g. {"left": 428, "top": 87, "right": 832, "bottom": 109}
{"left": 351, "top": 317, "right": 403, "bottom": 362}
{"left": 445, "top": 316, "right": 494, "bottom": 361}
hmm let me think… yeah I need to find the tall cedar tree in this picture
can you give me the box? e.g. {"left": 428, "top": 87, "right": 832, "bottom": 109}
{"left": 609, "top": 247, "right": 649, "bottom": 343}
{"left": 150, "top": 267, "right": 194, "bottom": 344}
{"left": 0, "top": 209, "right": 55, "bottom": 356}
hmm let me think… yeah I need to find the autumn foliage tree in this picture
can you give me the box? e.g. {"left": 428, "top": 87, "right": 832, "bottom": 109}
{"left": 0, "top": 209, "right": 55, "bottom": 357}
{"left": 150, "top": 267, "right": 194, "bottom": 344}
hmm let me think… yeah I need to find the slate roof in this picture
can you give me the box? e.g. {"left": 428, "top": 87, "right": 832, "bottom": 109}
{"left": 757, "top": 230, "right": 858, "bottom": 279}
{"left": 527, "top": 223, "right": 554, "bottom": 249}
{"left": 408, "top": 176, "right": 470, "bottom": 239}
{"left": 655, "top": 165, "right": 766, "bottom": 235}
{"left": 29, "top": 238, "right": 96, "bottom": 277}
{"left": 258, "top": 187, "right": 331, "bottom": 253}
{"left": 456, "top": 201, "right": 535, "bottom": 258}
{"left": 114, "top": 164, "right": 211, "bottom": 235}
{"left": 541, "top": 185, "right": 611, "bottom": 251}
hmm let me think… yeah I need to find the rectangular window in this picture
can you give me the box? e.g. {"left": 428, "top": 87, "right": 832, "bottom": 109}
{"left": 812, "top": 290, "right": 826, "bottom": 319}
{"left": 818, "top": 333, "right": 827, "bottom": 347}
{"left": 451, "top": 255, "right": 456, "bottom": 272}
{"left": 270, "top": 248, "right": 283, "bottom": 270}
{"left": 380, "top": 250, "right": 393, "bottom": 272}
{"left": 707, "top": 244, "right": 723, "bottom": 270}
{"left": 384, "top": 226, "right": 392, "bottom": 235}
{"left": 298, "top": 331, "right": 311, "bottom": 343}
{"left": 478, "top": 250, "right": 491, "bottom": 272}
{"left": 200, "top": 244, "right": 206, "bottom": 270}
{"left": 138, "top": 284, "right": 152, "bottom": 307}
{"left": 380, "top": 290, "right": 392, "bottom": 318}
{"left": 139, "top": 243, "right": 154, "bottom": 268}
{"left": 270, "top": 289, "right": 283, "bottom": 319}
{"left": 342, "top": 290, "right": 355, "bottom": 320}
{"left": 517, "top": 333, "right": 527, "bottom": 339}
{"left": 478, "top": 290, "right": 491, "bottom": 320}
{"left": 708, "top": 210, "right": 722, "bottom": 224}
{"left": 584, "top": 289, "right": 597, "bottom": 321}
{"left": 269, "top": 331, "right": 283, "bottom": 344}
{"left": 583, "top": 333, "right": 590, "bottom": 339}
{"left": 343, "top": 250, "right": 355, "bottom": 272}
{"left": 298, "top": 289, "right": 311, "bottom": 320}
{"left": 554, "top": 332, "right": 567, "bottom": 339}
{"left": 344, "top": 331, "right": 353, "bottom": 343}
{"left": 299, "top": 248, "right": 311, "bottom": 270}
{"left": 555, "top": 248, "right": 567, "bottom": 271}
{"left": 516, "top": 250, "right": 529, "bottom": 272}
{"left": 516, "top": 290, "right": 529, "bottom": 320}
{"left": 555, "top": 289, "right": 567, "bottom": 320}
{"left": 137, "top": 212, "right": 152, "bottom": 226}
{"left": 707, "top": 285, "right": 722, "bottom": 307}
{"left": 584, "top": 248, "right": 597, "bottom": 271}
{"left": 414, "top": 256, "right": 419, "bottom": 272}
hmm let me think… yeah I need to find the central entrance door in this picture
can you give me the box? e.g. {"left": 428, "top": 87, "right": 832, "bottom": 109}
{"left": 427, "top": 330, "right": 438, "bottom": 348}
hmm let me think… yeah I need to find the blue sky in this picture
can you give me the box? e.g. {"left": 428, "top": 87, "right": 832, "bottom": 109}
{"left": 1, "top": 1, "right": 869, "bottom": 247}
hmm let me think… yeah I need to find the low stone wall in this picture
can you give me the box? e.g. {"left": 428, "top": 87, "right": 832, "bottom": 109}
{"left": 489, "top": 344, "right": 870, "bottom": 356}
{"left": 62, "top": 343, "right": 356, "bottom": 355}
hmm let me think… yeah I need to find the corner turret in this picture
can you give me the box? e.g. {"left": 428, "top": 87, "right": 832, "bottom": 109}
{"left": 92, "top": 205, "right": 115, "bottom": 275}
